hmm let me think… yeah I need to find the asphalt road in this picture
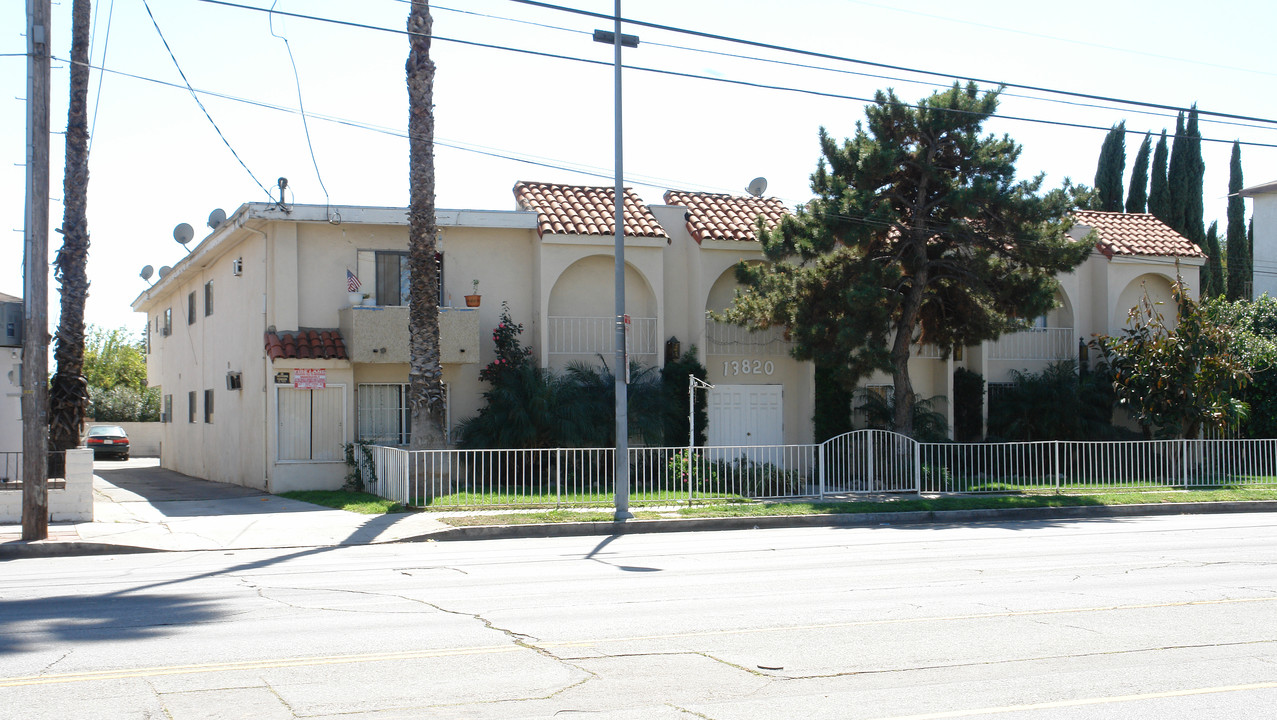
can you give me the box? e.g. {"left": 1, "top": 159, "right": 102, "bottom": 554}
{"left": 2, "top": 514, "right": 1275, "bottom": 719}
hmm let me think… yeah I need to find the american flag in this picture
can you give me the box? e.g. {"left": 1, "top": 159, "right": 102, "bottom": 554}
{"left": 346, "top": 269, "right": 361, "bottom": 292}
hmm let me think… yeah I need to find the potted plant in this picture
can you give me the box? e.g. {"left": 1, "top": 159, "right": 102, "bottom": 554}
{"left": 465, "top": 279, "right": 481, "bottom": 307}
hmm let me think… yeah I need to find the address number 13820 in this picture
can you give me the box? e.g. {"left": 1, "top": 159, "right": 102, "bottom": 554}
{"left": 723, "top": 359, "right": 775, "bottom": 376}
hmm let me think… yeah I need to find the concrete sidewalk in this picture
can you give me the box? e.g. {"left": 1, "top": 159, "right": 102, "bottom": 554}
{"left": 0, "top": 460, "right": 452, "bottom": 557}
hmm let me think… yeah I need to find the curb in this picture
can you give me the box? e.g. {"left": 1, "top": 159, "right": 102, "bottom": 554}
{"left": 4, "top": 500, "right": 1276, "bottom": 558}
{"left": 407, "top": 500, "right": 1277, "bottom": 542}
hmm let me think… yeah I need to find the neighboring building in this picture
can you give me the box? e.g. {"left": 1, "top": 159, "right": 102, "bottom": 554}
{"left": 1240, "top": 179, "right": 1277, "bottom": 299}
{"left": 0, "top": 291, "right": 21, "bottom": 454}
{"left": 132, "top": 185, "right": 813, "bottom": 492}
{"left": 132, "top": 193, "right": 1203, "bottom": 492}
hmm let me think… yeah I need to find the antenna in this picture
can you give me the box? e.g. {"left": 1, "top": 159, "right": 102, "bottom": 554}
{"left": 173, "top": 223, "right": 194, "bottom": 253}
{"left": 158, "top": 265, "right": 173, "bottom": 279}
{"left": 746, "top": 177, "right": 768, "bottom": 198}
{"left": 140, "top": 265, "right": 154, "bottom": 283}
{"left": 207, "top": 208, "right": 227, "bottom": 229}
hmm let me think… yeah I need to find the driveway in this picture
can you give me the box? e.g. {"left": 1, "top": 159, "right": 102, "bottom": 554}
{"left": 92, "top": 457, "right": 266, "bottom": 503}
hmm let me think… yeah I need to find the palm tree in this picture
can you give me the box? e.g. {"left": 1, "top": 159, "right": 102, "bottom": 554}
{"left": 48, "top": 0, "right": 93, "bottom": 468}
{"left": 406, "top": 1, "right": 446, "bottom": 450}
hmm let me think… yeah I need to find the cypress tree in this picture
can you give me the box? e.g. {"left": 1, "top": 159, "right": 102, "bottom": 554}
{"left": 1166, "top": 112, "right": 1187, "bottom": 234}
{"left": 1125, "top": 132, "right": 1151, "bottom": 213}
{"left": 1093, "top": 122, "right": 1126, "bottom": 212}
{"left": 1226, "top": 141, "right": 1248, "bottom": 300}
{"left": 1148, "top": 130, "right": 1171, "bottom": 222}
{"left": 1203, "top": 221, "right": 1224, "bottom": 298}
{"left": 1183, "top": 105, "right": 1206, "bottom": 246}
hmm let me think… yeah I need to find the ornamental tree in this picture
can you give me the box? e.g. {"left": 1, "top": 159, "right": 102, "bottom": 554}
{"left": 1094, "top": 278, "right": 1249, "bottom": 439}
{"left": 723, "top": 83, "right": 1091, "bottom": 436}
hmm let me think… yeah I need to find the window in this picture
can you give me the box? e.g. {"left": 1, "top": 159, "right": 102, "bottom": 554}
{"left": 204, "top": 389, "right": 214, "bottom": 423}
{"left": 356, "top": 383, "right": 450, "bottom": 445}
{"left": 187, "top": 292, "right": 196, "bottom": 325}
{"left": 204, "top": 281, "right": 214, "bottom": 316}
{"left": 163, "top": 394, "right": 172, "bottom": 423}
{"left": 163, "top": 308, "right": 172, "bottom": 336}
{"left": 188, "top": 390, "right": 197, "bottom": 423}
{"left": 357, "top": 383, "right": 412, "bottom": 445}
{"left": 374, "top": 251, "right": 444, "bottom": 306}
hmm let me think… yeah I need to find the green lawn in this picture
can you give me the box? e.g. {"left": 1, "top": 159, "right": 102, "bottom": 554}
{"left": 279, "top": 490, "right": 409, "bottom": 515}
{"left": 279, "top": 486, "right": 1277, "bottom": 523}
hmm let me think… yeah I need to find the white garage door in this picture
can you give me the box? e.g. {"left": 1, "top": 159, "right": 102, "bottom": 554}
{"left": 707, "top": 384, "right": 783, "bottom": 448}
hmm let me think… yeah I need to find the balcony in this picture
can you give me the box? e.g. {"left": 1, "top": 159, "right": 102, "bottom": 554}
{"left": 338, "top": 305, "right": 480, "bottom": 364}
{"left": 705, "top": 319, "right": 792, "bottom": 357}
{"left": 988, "top": 327, "right": 1075, "bottom": 360}
{"left": 547, "top": 315, "right": 658, "bottom": 365}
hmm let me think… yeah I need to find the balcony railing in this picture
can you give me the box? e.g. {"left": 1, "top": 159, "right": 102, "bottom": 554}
{"left": 547, "top": 316, "right": 658, "bottom": 362}
{"left": 705, "top": 319, "right": 791, "bottom": 356}
{"left": 988, "top": 327, "right": 1074, "bottom": 360}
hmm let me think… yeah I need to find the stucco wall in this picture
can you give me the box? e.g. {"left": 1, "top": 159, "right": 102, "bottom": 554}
{"left": 0, "top": 347, "right": 20, "bottom": 453}
{"left": 0, "top": 449, "right": 93, "bottom": 522}
{"left": 1250, "top": 192, "right": 1277, "bottom": 299}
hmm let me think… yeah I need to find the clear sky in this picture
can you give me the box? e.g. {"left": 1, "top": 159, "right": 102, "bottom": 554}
{"left": 3, "top": 0, "right": 1274, "bottom": 338}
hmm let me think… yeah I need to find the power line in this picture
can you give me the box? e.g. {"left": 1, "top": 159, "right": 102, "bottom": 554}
{"left": 190, "top": 0, "right": 1277, "bottom": 150}
{"left": 87, "top": 0, "right": 116, "bottom": 152}
{"left": 500, "top": 0, "right": 1277, "bottom": 126}
{"left": 269, "top": 0, "right": 333, "bottom": 216}
{"left": 140, "top": 0, "right": 273, "bottom": 200}
{"left": 425, "top": 3, "right": 1274, "bottom": 135}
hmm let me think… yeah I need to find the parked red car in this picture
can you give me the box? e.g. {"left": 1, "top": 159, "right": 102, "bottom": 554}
{"left": 84, "top": 424, "right": 130, "bottom": 460}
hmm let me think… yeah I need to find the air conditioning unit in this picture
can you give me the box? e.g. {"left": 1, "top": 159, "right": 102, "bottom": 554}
{"left": 226, "top": 371, "right": 242, "bottom": 391}
{"left": 231, "top": 257, "right": 243, "bottom": 276}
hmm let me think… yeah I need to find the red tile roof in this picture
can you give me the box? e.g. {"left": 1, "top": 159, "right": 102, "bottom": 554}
{"left": 663, "top": 190, "right": 788, "bottom": 243}
{"left": 1073, "top": 210, "right": 1205, "bottom": 260}
{"left": 265, "top": 330, "right": 348, "bottom": 361}
{"left": 513, "top": 181, "right": 668, "bottom": 239}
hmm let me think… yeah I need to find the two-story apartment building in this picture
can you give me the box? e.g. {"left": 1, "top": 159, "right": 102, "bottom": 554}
{"left": 132, "top": 185, "right": 1202, "bottom": 492}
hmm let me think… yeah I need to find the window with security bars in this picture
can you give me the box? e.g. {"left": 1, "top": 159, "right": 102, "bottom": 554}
{"left": 853, "top": 384, "right": 893, "bottom": 429}
{"left": 357, "top": 383, "right": 448, "bottom": 445}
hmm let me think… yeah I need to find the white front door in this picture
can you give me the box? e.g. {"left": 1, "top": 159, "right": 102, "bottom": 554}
{"left": 708, "top": 384, "right": 783, "bottom": 448}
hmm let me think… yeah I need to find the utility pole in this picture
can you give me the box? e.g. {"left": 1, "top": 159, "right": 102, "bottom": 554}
{"left": 594, "top": 1, "right": 638, "bottom": 522}
{"left": 23, "top": 0, "right": 52, "bottom": 541}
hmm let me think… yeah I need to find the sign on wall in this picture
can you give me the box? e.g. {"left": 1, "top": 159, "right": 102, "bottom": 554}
{"left": 274, "top": 371, "right": 291, "bottom": 385}
{"left": 294, "top": 368, "right": 327, "bottom": 389}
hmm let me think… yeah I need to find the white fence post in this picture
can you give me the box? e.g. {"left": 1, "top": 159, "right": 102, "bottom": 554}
{"left": 867, "top": 434, "right": 876, "bottom": 493}
{"left": 818, "top": 441, "right": 826, "bottom": 500}
{"left": 1182, "top": 439, "right": 1189, "bottom": 489}
{"left": 913, "top": 440, "right": 921, "bottom": 494}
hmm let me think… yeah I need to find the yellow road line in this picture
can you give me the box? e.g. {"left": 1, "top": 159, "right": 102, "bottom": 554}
{"left": 3, "top": 595, "right": 1273, "bottom": 687}
{"left": 869, "top": 681, "right": 1277, "bottom": 719}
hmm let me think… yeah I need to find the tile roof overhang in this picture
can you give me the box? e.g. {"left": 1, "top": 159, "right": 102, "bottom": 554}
{"left": 513, "top": 181, "right": 668, "bottom": 239}
{"left": 1072, "top": 210, "right": 1206, "bottom": 260}
{"left": 662, "top": 190, "right": 788, "bottom": 243}
{"left": 265, "top": 329, "right": 348, "bottom": 361}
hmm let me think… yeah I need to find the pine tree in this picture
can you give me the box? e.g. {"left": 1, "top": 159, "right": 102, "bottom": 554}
{"left": 1148, "top": 130, "right": 1171, "bottom": 222}
{"left": 1093, "top": 122, "right": 1126, "bottom": 212}
{"left": 1203, "top": 221, "right": 1224, "bottom": 298}
{"left": 1166, "top": 112, "right": 1187, "bottom": 234}
{"left": 1125, "top": 132, "right": 1151, "bottom": 213}
{"left": 724, "top": 83, "right": 1091, "bottom": 436}
{"left": 1183, "top": 105, "right": 1206, "bottom": 245}
{"left": 1226, "top": 141, "right": 1249, "bottom": 300}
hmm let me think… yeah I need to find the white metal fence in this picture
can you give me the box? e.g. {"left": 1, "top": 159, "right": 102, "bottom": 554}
{"left": 360, "top": 431, "right": 1277, "bottom": 508}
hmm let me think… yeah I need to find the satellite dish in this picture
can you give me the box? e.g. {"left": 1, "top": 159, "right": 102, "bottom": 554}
{"left": 746, "top": 177, "right": 768, "bottom": 198}
{"left": 173, "top": 223, "right": 194, "bottom": 245}
{"left": 207, "top": 208, "right": 227, "bottom": 229}
{"left": 140, "top": 265, "right": 154, "bottom": 281}
{"left": 158, "top": 265, "right": 172, "bottom": 279}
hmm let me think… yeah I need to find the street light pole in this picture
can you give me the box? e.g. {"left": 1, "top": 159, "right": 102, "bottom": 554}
{"left": 594, "top": 2, "right": 638, "bottom": 522}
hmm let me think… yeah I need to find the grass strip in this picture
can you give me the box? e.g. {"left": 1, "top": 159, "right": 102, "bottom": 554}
{"left": 435, "top": 487, "right": 1277, "bottom": 526}
{"left": 279, "top": 490, "right": 408, "bottom": 515}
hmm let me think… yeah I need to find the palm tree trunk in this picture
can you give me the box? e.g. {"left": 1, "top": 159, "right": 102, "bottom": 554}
{"left": 48, "top": 0, "right": 93, "bottom": 467}
{"left": 406, "top": 1, "right": 447, "bottom": 451}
